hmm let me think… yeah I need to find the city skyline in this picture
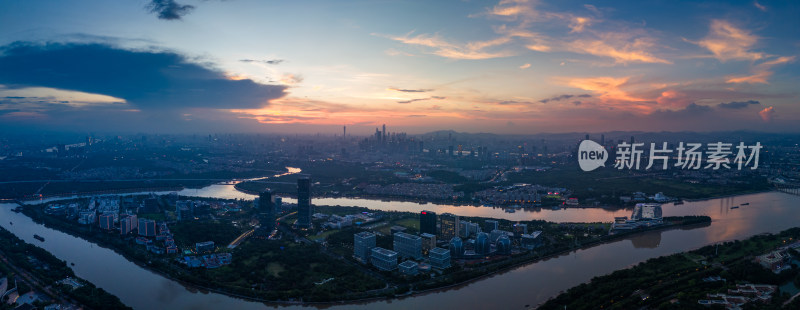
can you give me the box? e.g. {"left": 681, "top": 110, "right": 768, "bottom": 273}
{"left": 0, "top": 0, "right": 798, "bottom": 134}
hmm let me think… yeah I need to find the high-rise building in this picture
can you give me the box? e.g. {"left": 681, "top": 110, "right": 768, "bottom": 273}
{"left": 259, "top": 190, "right": 276, "bottom": 234}
{"left": 98, "top": 213, "right": 114, "bottom": 230}
{"left": 449, "top": 237, "right": 464, "bottom": 258}
{"left": 496, "top": 235, "right": 511, "bottom": 255}
{"left": 475, "top": 232, "right": 490, "bottom": 255}
{"left": 296, "top": 177, "right": 312, "bottom": 228}
{"left": 371, "top": 247, "right": 398, "bottom": 271}
{"left": 459, "top": 221, "right": 479, "bottom": 238}
{"left": 419, "top": 210, "right": 437, "bottom": 235}
{"left": 354, "top": 231, "right": 376, "bottom": 263}
{"left": 138, "top": 219, "right": 157, "bottom": 237}
{"left": 484, "top": 220, "right": 499, "bottom": 233}
{"left": 120, "top": 214, "right": 137, "bottom": 235}
{"left": 429, "top": 247, "right": 451, "bottom": 269}
{"left": 420, "top": 233, "right": 436, "bottom": 254}
{"left": 440, "top": 213, "right": 459, "bottom": 240}
{"left": 393, "top": 232, "right": 422, "bottom": 260}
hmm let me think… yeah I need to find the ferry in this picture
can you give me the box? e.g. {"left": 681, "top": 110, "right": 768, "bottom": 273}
{"left": 731, "top": 206, "right": 739, "bottom": 209}
{"left": 33, "top": 234, "right": 45, "bottom": 242}
{"left": 741, "top": 202, "right": 750, "bottom": 206}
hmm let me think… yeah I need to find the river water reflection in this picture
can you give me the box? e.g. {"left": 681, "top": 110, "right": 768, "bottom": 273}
{"left": 1, "top": 186, "right": 798, "bottom": 309}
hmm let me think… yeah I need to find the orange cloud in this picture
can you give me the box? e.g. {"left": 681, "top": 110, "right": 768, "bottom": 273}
{"left": 569, "top": 16, "right": 592, "bottom": 33}
{"left": 758, "top": 106, "right": 775, "bottom": 122}
{"left": 696, "top": 20, "right": 764, "bottom": 62}
{"left": 726, "top": 56, "right": 795, "bottom": 84}
{"left": 656, "top": 90, "right": 692, "bottom": 108}
{"left": 381, "top": 32, "right": 514, "bottom": 60}
{"left": 565, "top": 32, "right": 671, "bottom": 64}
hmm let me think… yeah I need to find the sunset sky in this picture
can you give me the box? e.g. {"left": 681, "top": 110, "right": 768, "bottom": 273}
{"left": 0, "top": 0, "right": 798, "bottom": 134}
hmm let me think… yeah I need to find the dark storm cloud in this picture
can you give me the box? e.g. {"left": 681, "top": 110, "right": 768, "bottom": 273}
{"left": 147, "top": 0, "right": 195, "bottom": 20}
{"left": 0, "top": 42, "right": 287, "bottom": 110}
{"left": 539, "top": 94, "right": 591, "bottom": 103}
{"left": 717, "top": 100, "right": 760, "bottom": 109}
{"left": 240, "top": 59, "right": 284, "bottom": 65}
{"left": 389, "top": 87, "right": 434, "bottom": 93}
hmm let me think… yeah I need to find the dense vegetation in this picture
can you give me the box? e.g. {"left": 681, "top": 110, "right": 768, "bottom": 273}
{"left": 0, "top": 226, "right": 131, "bottom": 309}
{"left": 540, "top": 227, "right": 800, "bottom": 309}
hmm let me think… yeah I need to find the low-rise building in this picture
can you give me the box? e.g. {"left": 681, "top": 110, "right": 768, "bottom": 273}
{"left": 429, "top": 247, "right": 451, "bottom": 269}
{"left": 371, "top": 247, "right": 398, "bottom": 271}
{"left": 399, "top": 260, "right": 419, "bottom": 276}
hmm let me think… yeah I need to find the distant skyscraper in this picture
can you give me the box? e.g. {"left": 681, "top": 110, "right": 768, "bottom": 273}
{"left": 440, "top": 213, "right": 459, "bottom": 240}
{"left": 296, "top": 177, "right": 312, "bottom": 228}
{"left": 382, "top": 124, "right": 386, "bottom": 143}
{"left": 343, "top": 125, "right": 346, "bottom": 138}
{"left": 419, "top": 210, "right": 437, "bottom": 235}
{"left": 585, "top": 134, "right": 590, "bottom": 140}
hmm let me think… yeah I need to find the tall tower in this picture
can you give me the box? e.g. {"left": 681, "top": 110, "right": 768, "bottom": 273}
{"left": 297, "top": 177, "right": 312, "bottom": 228}
{"left": 382, "top": 124, "right": 386, "bottom": 143}
{"left": 419, "top": 210, "right": 437, "bottom": 235}
{"left": 258, "top": 190, "right": 276, "bottom": 236}
{"left": 343, "top": 125, "right": 346, "bottom": 138}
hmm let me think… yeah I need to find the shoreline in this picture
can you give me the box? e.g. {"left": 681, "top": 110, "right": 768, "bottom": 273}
{"left": 12, "top": 200, "right": 712, "bottom": 307}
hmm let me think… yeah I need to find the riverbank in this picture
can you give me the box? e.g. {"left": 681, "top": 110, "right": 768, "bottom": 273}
{"left": 538, "top": 226, "right": 800, "bottom": 309}
{"left": 13, "top": 198, "right": 711, "bottom": 306}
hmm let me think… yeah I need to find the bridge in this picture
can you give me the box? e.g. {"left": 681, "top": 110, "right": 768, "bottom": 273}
{"left": 772, "top": 178, "right": 800, "bottom": 196}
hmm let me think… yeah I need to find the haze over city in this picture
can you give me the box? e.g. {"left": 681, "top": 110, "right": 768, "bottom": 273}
{"left": 1, "top": 0, "right": 798, "bottom": 134}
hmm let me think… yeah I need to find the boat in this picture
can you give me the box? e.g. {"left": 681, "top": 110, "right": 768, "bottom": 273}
{"left": 504, "top": 208, "right": 516, "bottom": 213}
{"left": 673, "top": 201, "right": 684, "bottom": 205}
{"left": 731, "top": 206, "right": 739, "bottom": 209}
{"left": 741, "top": 203, "right": 750, "bottom": 206}
{"left": 33, "top": 234, "right": 45, "bottom": 242}
{"left": 9, "top": 221, "right": 12, "bottom": 225}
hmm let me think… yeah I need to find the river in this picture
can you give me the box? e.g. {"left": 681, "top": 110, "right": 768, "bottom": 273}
{"left": 1, "top": 183, "right": 799, "bottom": 309}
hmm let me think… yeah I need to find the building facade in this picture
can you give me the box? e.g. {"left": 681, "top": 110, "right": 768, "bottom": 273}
{"left": 419, "top": 210, "right": 437, "bottom": 235}
{"left": 296, "top": 177, "right": 312, "bottom": 228}
{"left": 354, "top": 231, "right": 376, "bottom": 263}
{"left": 371, "top": 247, "right": 398, "bottom": 271}
{"left": 393, "top": 232, "right": 422, "bottom": 260}
{"left": 429, "top": 247, "right": 451, "bottom": 269}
